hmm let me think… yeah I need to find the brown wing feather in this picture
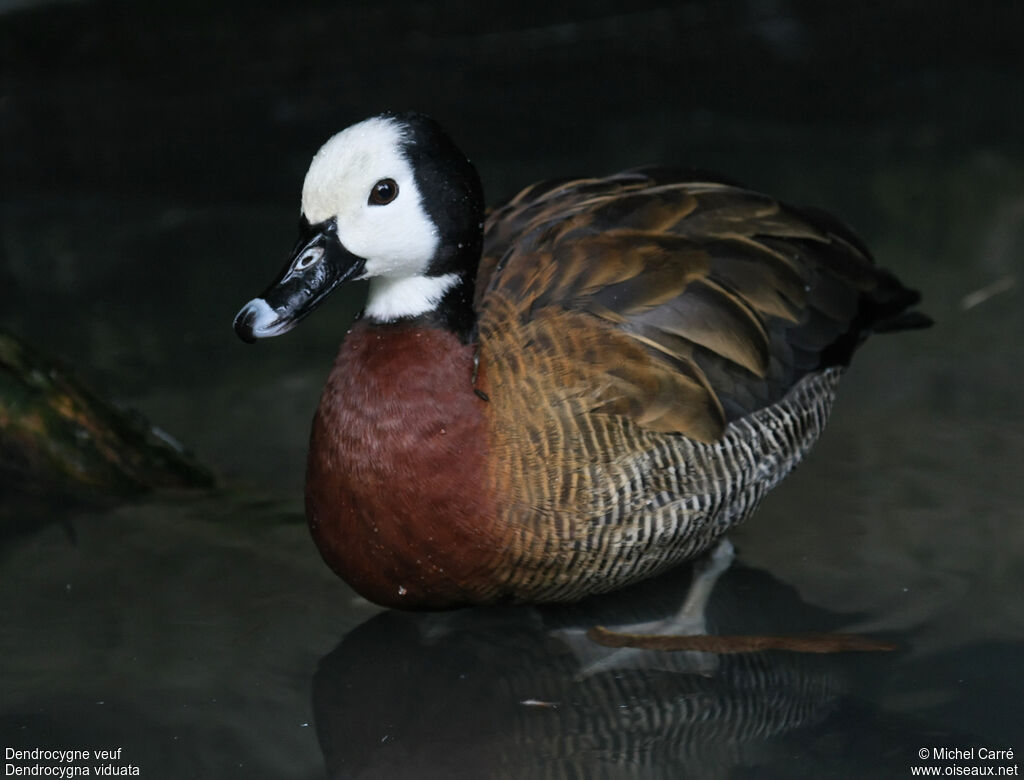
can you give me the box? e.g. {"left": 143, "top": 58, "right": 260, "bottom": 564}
{"left": 477, "top": 169, "right": 923, "bottom": 442}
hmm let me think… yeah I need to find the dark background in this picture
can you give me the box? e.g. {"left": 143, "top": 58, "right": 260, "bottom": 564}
{"left": 2, "top": 2, "right": 1022, "bottom": 778}
{"left": 3, "top": 0, "right": 1021, "bottom": 491}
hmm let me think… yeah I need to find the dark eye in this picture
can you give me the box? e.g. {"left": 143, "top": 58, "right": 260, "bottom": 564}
{"left": 368, "top": 178, "right": 399, "bottom": 206}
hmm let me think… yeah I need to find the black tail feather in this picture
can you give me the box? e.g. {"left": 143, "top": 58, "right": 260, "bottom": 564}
{"left": 874, "top": 309, "right": 933, "bottom": 333}
{"left": 819, "top": 273, "right": 931, "bottom": 368}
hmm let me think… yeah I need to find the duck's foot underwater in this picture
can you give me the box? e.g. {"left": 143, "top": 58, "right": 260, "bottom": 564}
{"left": 554, "top": 538, "right": 736, "bottom": 680}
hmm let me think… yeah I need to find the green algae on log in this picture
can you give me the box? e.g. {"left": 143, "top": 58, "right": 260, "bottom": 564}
{"left": 0, "top": 330, "right": 214, "bottom": 497}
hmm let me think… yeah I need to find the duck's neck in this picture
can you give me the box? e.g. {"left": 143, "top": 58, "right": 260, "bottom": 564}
{"left": 363, "top": 236, "right": 482, "bottom": 342}
{"left": 364, "top": 272, "right": 476, "bottom": 340}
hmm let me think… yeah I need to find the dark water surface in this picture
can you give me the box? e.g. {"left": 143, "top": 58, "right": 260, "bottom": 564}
{"left": 2, "top": 2, "right": 1022, "bottom": 778}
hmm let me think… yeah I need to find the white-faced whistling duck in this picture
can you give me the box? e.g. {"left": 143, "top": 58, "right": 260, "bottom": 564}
{"left": 234, "top": 112, "right": 929, "bottom": 609}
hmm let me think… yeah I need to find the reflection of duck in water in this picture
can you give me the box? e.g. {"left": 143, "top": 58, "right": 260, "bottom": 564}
{"left": 311, "top": 563, "right": 884, "bottom": 780}
{"left": 235, "top": 113, "right": 928, "bottom": 609}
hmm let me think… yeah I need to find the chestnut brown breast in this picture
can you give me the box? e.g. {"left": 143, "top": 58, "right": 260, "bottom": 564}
{"left": 305, "top": 321, "right": 506, "bottom": 608}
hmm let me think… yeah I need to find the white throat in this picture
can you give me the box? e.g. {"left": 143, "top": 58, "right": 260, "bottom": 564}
{"left": 364, "top": 273, "right": 460, "bottom": 323}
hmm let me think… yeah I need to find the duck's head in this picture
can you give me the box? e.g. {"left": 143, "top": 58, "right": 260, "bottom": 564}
{"left": 234, "top": 112, "right": 485, "bottom": 342}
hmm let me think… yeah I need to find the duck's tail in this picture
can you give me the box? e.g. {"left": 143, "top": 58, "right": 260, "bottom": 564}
{"left": 869, "top": 278, "right": 933, "bottom": 333}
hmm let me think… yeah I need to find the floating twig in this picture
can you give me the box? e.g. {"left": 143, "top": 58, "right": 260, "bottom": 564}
{"left": 587, "top": 626, "right": 897, "bottom": 654}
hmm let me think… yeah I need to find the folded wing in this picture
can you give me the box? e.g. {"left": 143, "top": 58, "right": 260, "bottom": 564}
{"left": 476, "top": 169, "right": 925, "bottom": 442}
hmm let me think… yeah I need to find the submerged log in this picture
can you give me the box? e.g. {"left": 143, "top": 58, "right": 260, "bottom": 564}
{"left": 0, "top": 329, "right": 215, "bottom": 498}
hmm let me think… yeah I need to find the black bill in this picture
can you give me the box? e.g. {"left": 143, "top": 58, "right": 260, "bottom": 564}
{"left": 233, "top": 218, "right": 365, "bottom": 343}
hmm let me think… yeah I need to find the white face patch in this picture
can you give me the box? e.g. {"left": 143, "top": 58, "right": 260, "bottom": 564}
{"left": 301, "top": 117, "right": 439, "bottom": 279}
